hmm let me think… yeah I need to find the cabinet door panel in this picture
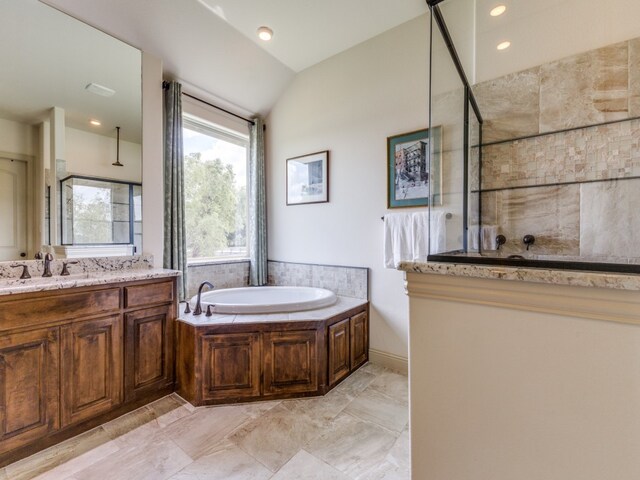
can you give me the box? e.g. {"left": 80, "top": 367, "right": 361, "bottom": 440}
{"left": 201, "top": 332, "right": 260, "bottom": 401}
{"left": 328, "top": 319, "right": 350, "bottom": 386}
{"left": 61, "top": 316, "right": 122, "bottom": 427}
{"left": 350, "top": 311, "right": 369, "bottom": 370}
{"left": 263, "top": 330, "right": 318, "bottom": 395}
{"left": 124, "top": 305, "right": 174, "bottom": 401}
{"left": 0, "top": 328, "right": 59, "bottom": 455}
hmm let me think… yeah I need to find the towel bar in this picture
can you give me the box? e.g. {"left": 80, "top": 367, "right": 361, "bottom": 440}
{"left": 381, "top": 212, "right": 452, "bottom": 221}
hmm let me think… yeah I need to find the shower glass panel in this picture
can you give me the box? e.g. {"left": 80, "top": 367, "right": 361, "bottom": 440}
{"left": 427, "top": 0, "right": 640, "bottom": 273}
{"left": 61, "top": 176, "right": 141, "bottom": 248}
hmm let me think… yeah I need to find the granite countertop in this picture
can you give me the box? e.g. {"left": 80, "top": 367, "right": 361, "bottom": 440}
{"left": 178, "top": 295, "right": 368, "bottom": 326}
{"left": 0, "top": 268, "right": 180, "bottom": 296}
{"left": 399, "top": 260, "right": 640, "bottom": 291}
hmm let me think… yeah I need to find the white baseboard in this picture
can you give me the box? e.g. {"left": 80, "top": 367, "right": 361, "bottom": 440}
{"left": 369, "top": 348, "right": 408, "bottom": 374}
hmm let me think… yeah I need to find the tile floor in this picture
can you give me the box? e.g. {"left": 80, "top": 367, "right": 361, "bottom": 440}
{"left": 1, "top": 363, "right": 409, "bottom": 480}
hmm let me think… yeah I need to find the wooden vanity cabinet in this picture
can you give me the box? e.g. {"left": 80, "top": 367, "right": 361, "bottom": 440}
{"left": 0, "top": 276, "right": 176, "bottom": 467}
{"left": 124, "top": 305, "right": 175, "bottom": 402}
{"left": 60, "top": 315, "right": 123, "bottom": 427}
{"left": 0, "top": 327, "right": 60, "bottom": 455}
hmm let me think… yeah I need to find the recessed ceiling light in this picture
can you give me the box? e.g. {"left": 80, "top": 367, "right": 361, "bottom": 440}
{"left": 85, "top": 83, "right": 116, "bottom": 97}
{"left": 490, "top": 5, "right": 506, "bottom": 16}
{"left": 257, "top": 26, "right": 273, "bottom": 41}
{"left": 497, "top": 41, "right": 511, "bottom": 51}
{"left": 89, "top": 119, "right": 101, "bottom": 126}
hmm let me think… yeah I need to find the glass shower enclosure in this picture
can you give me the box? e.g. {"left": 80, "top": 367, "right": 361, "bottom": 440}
{"left": 427, "top": 0, "right": 640, "bottom": 273}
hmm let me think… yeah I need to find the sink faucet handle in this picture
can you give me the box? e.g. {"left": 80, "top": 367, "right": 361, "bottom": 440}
{"left": 180, "top": 300, "right": 191, "bottom": 314}
{"left": 11, "top": 264, "right": 31, "bottom": 279}
{"left": 60, "top": 261, "right": 79, "bottom": 276}
{"left": 34, "top": 252, "right": 43, "bottom": 260}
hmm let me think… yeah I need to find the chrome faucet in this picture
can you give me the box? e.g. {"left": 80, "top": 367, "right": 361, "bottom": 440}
{"left": 193, "top": 281, "right": 214, "bottom": 315}
{"left": 42, "top": 253, "right": 54, "bottom": 277}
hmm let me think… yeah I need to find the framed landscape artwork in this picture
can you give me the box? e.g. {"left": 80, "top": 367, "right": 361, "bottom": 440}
{"left": 286, "top": 150, "right": 329, "bottom": 205}
{"left": 387, "top": 127, "right": 442, "bottom": 208}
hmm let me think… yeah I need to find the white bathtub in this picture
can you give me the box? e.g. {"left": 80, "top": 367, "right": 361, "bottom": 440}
{"left": 191, "top": 286, "right": 338, "bottom": 314}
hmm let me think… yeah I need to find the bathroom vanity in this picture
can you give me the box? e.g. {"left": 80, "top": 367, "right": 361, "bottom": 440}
{"left": 0, "top": 271, "right": 178, "bottom": 466}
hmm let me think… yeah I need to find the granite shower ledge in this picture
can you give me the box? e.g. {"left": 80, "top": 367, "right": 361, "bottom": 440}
{"left": 399, "top": 261, "right": 640, "bottom": 292}
{"left": 178, "top": 295, "right": 368, "bottom": 326}
{"left": 0, "top": 268, "right": 180, "bottom": 296}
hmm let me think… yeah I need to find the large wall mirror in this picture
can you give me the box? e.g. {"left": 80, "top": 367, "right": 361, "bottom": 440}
{"left": 0, "top": 0, "right": 142, "bottom": 261}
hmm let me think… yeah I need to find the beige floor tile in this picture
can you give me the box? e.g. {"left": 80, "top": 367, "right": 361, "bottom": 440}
{"left": 32, "top": 441, "right": 120, "bottom": 480}
{"left": 368, "top": 371, "right": 409, "bottom": 406}
{"left": 161, "top": 404, "right": 252, "bottom": 460}
{"left": 271, "top": 449, "right": 351, "bottom": 480}
{"left": 71, "top": 436, "right": 191, "bottom": 480}
{"left": 366, "top": 429, "right": 411, "bottom": 480}
{"left": 344, "top": 387, "right": 408, "bottom": 433}
{"left": 334, "top": 368, "right": 377, "bottom": 398}
{"left": 235, "top": 399, "right": 282, "bottom": 419}
{"left": 360, "top": 362, "right": 390, "bottom": 376}
{"left": 148, "top": 395, "right": 194, "bottom": 428}
{"left": 229, "top": 403, "right": 325, "bottom": 472}
{"left": 281, "top": 388, "right": 352, "bottom": 424}
{"left": 168, "top": 439, "right": 272, "bottom": 480}
{"left": 5, "top": 427, "right": 112, "bottom": 480}
{"left": 305, "top": 412, "right": 399, "bottom": 480}
{"left": 102, "top": 406, "right": 157, "bottom": 443}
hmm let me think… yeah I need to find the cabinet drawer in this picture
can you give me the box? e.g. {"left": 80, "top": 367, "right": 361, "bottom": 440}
{"left": 125, "top": 281, "right": 174, "bottom": 308}
{"left": 0, "top": 288, "right": 121, "bottom": 331}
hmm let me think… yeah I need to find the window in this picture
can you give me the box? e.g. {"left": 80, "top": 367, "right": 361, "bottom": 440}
{"left": 183, "top": 114, "right": 249, "bottom": 261}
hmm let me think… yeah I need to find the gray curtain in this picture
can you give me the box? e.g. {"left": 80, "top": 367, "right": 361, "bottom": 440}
{"left": 249, "top": 117, "right": 268, "bottom": 286}
{"left": 163, "top": 81, "right": 187, "bottom": 299}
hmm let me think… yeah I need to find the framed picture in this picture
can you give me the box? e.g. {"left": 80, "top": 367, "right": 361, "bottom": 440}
{"left": 387, "top": 127, "right": 442, "bottom": 208}
{"left": 286, "top": 150, "right": 329, "bottom": 205}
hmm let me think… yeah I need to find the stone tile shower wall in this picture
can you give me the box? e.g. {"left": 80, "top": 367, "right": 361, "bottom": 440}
{"left": 474, "top": 37, "right": 640, "bottom": 258}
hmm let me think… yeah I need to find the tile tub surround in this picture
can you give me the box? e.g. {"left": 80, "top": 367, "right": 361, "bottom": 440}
{"left": 186, "top": 260, "right": 249, "bottom": 298}
{"left": 268, "top": 261, "right": 369, "bottom": 300}
{"left": 4, "top": 364, "right": 409, "bottom": 480}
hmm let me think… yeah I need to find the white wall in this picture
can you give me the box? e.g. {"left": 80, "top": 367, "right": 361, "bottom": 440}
{"left": 0, "top": 118, "right": 36, "bottom": 157}
{"left": 65, "top": 127, "right": 141, "bottom": 183}
{"left": 266, "top": 15, "right": 429, "bottom": 360}
{"left": 141, "top": 52, "right": 164, "bottom": 266}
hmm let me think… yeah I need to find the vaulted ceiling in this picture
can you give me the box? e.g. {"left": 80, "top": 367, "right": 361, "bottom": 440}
{"left": 42, "top": 0, "right": 428, "bottom": 117}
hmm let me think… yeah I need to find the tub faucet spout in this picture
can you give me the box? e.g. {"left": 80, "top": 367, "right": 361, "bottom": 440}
{"left": 194, "top": 281, "right": 214, "bottom": 315}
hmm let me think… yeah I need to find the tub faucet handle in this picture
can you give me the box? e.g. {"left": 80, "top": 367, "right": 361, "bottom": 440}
{"left": 206, "top": 305, "right": 215, "bottom": 317}
{"left": 180, "top": 300, "right": 191, "bottom": 314}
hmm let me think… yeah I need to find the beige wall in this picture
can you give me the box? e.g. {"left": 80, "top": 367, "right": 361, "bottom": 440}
{"left": 266, "top": 15, "right": 429, "bottom": 361}
{"left": 408, "top": 272, "right": 640, "bottom": 479}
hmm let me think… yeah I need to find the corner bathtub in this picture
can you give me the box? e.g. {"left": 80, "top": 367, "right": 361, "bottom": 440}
{"left": 190, "top": 286, "right": 337, "bottom": 314}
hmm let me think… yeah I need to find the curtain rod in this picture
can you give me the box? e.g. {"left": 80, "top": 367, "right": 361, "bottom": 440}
{"left": 162, "top": 81, "right": 255, "bottom": 126}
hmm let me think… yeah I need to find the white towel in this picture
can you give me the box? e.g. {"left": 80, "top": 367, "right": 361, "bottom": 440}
{"left": 427, "top": 210, "right": 447, "bottom": 255}
{"left": 468, "top": 225, "right": 498, "bottom": 251}
{"left": 481, "top": 225, "right": 498, "bottom": 250}
{"left": 383, "top": 213, "right": 413, "bottom": 268}
{"left": 411, "top": 211, "right": 429, "bottom": 262}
